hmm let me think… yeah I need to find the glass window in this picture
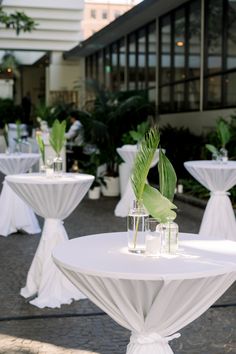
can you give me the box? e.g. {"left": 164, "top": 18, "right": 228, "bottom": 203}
{"left": 147, "top": 22, "right": 156, "bottom": 102}
{"left": 160, "top": 86, "right": 171, "bottom": 113}
{"left": 160, "top": 16, "right": 171, "bottom": 85}
{"left": 104, "top": 47, "right": 111, "bottom": 90}
{"left": 137, "top": 28, "right": 146, "bottom": 90}
{"left": 206, "top": 0, "right": 223, "bottom": 74}
{"left": 102, "top": 10, "right": 108, "bottom": 19}
{"left": 91, "top": 9, "right": 96, "bottom": 19}
{"left": 159, "top": 0, "right": 201, "bottom": 113}
{"left": 127, "top": 33, "right": 136, "bottom": 90}
{"left": 188, "top": 1, "right": 201, "bottom": 78}
{"left": 174, "top": 9, "right": 186, "bottom": 81}
{"left": 227, "top": 0, "right": 236, "bottom": 69}
{"left": 206, "top": 76, "right": 222, "bottom": 108}
{"left": 188, "top": 80, "right": 200, "bottom": 110}
{"left": 111, "top": 43, "right": 119, "bottom": 92}
{"left": 225, "top": 72, "right": 236, "bottom": 106}
{"left": 98, "top": 51, "right": 104, "bottom": 85}
{"left": 119, "top": 39, "right": 126, "bottom": 91}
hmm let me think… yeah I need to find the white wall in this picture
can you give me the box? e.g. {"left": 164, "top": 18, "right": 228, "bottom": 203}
{"left": 0, "top": 0, "right": 84, "bottom": 51}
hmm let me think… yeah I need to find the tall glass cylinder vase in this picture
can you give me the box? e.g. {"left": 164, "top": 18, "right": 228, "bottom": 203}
{"left": 53, "top": 155, "right": 63, "bottom": 176}
{"left": 127, "top": 200, "right": 148, "bottom": 254}
{"left": 161, "top": 217, "right": 179, "bottom": 254}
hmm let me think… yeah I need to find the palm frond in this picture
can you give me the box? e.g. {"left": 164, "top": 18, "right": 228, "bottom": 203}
{"left": 131, "top": 127, "right": 160, "bottom": 201}
{"left": 143, "top": 184, "right": 177, "bottom": 223}
{"left": 158, "top": 149, "right": 177, "bottom": 202}
{"left": 49, "top": 119, "right": 66, "bottom": 155}
{"left": 36, "top": 135, "right": 45, "bottom": 164}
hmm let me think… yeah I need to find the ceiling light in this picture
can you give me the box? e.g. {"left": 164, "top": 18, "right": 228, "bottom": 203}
{"left": 176, "top": 41, "right": 184, "bottom": 47}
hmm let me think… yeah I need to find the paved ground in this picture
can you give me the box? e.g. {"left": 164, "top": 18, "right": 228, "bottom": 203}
{"left": 0, "top": 188, "right": 235, "bottom": 354}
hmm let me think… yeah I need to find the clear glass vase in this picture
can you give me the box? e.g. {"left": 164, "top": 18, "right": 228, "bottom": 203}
{"left": 53, "top": 155, "right": 63, "bottom": 176}
{"left": 127, "top": 200, "right": 148, "bottom": 254}
{"left": 161, "top": 217, "right": 179, "bottom": 254}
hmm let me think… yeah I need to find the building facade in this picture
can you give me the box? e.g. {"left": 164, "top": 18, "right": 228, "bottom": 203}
{"left": 65, "top": 0, "right": 236, "bottom": 134}
{"left": 83, "top": 0, "right": 137, "bottom": 39}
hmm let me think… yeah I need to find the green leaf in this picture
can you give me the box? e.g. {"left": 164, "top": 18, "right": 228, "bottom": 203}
{"left": 131, "top": 127, "right": 160, "bottom": 201}
{"left": 205, "top": 144, "right": 219, "bottom": 155}
{"left": 49, "top": 119, "right": 66, "bottom": 155}
{"left": 36, "top": 135, "right": 45, "bottom": 164}
{"left": 216, "top": 119, "right": 231, "bottom": 148}
{"left": 143, "top": 184, "right": 177, "bottom": 223}
{"left": 158, "top": 149, "right": 177, "bottom": 202}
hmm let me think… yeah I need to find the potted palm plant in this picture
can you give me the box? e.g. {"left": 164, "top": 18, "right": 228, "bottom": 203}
{"left": 80, "top": 82, "right": 154, "bottom": 196}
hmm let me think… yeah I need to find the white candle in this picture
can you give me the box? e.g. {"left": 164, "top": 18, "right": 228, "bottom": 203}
{"left": 46, "top": 168, "right": 54, "bottom": 177}
{"left": 145, "top": 234, "right": 161, "bottom": 256}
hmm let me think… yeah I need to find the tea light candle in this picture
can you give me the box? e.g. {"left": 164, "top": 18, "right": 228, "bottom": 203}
{"left": 177, "top": 184, "right": 183, "bottom": 193}
{"left": 45, "top": 168, "right": 54, "bottom": 177}
{"left": 145, "top": 234, "right": 161, "bottom": 256}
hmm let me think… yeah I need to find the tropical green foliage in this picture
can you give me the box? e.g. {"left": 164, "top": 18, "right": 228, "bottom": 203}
{"left": 49, "top": 120, "right": 66, "bottom": 156}
{"left": 122, "top": 121, "right": 150, "bottom": 145}
{"left": 131, "top": 127, "right": 177, "bottom": 223}
{"left": 131, "top": 128, "right": 160, "bottom": 201}
{"left": 205, "top": 118, "right": 231, "bottom": 156}
{"left": 158, "top": 149, "right": 177, "bottom": 202}
{"left": 0, "top": 7, "right": 37, "bottom": 35}
{"left": 78, "top": 84, "right": 154, "bottom": 176}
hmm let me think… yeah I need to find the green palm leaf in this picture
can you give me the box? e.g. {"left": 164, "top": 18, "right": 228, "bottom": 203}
{"left": 131, "top": 127, "right": 160, "bottom": 202}
{"left": 49, "top": 119, "right": 66, "bottom": 155}
{"left": 36, "top": 135, "right": 45, "bottom": 164}
{"left": 158, "top": 149, "right": 177, "bottom": 202}
{"left": 143, "top": 184, "right": 177, "bottom": 223}
{"left": 205, "top": 144, "right": 218, "bottom": 155}
{"left": 216, "top": 119, "right": 231, "bottom": 148}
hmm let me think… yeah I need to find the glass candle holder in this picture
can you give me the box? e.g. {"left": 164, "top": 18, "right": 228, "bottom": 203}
{"left": 161, "top": 216, "right": 179, "bottom": 254}
{"left": 145, "top": 218, "right": 162, "bottom": 257}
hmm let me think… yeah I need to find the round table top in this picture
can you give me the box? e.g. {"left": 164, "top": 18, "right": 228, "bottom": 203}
{"left": 0, "top": 153, "right": 40, "bottom": 175}
{"left": 184, "top": 160, "right": 236, "bottom": 170}
{"left": 6, "top": 172, "right": 94, "bottom": 185}
{"left": 53, "top": 232, "right": 236, "bottom": 281}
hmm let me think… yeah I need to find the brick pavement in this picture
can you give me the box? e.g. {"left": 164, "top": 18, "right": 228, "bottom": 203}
{"left": 0, "top": 194, "right": 235, "bottom": 354}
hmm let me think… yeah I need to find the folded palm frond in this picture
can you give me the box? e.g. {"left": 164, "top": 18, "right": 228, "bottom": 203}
{"left": 131, "top": 126, "right": 160, "bottom": 202}
{"left": 131, "top": 126, "right": 177, "bottom": 222}
{"left": 49, "top": 119, "right": 66, "bottom": 156}
{"left": 36, "top": 134, "right": 45, "bottom": 164}
{"left": 158, "top": 149, "right": 177, "bottom": 202}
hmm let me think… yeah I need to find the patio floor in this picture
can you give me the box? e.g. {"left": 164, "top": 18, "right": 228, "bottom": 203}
{"left": 0, "top": 192, "right": 235, "bottom": 354}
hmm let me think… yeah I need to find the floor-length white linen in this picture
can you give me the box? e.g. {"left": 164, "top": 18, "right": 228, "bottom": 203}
{"left": 6, "top": 173, "right": 94, "bottom": 308}
{"left": 115, "top": 145, "right": 159, "bottom": 217}
{"left": 184, "top": 160, "right": 236, "bottom": 240}
{"left": 0, "top": 153, "right": 41, "bottom": 236}
{"left": 53, "top": 232, "right": 236, "bottom": 354}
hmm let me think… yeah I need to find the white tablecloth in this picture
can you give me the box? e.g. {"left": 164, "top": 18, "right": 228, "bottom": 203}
{"left": 0, "top": 153, "right": 41, "bottom": 236}
{"left": 53, "top": 232, "right": 236, "bottom": 354}
{"left": 6, "top": 173, "right": 94, "bottom": 308}
{"left": 184, "top": 160, "right": 236, "bottom": 241}
{"left": 115, "top": 145, "right": 159, "bottom": 217}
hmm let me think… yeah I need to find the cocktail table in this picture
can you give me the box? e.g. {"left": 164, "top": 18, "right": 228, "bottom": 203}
{"left": 6, "top": 172, "right": 94, "bottom": 308}
{"left": 184, "top": 160, "right": 236, "bottom": 240}
{"left": 0, "top": 153, "right": 41, "bottom": 236}
{"left": 53, "top": 231, "right": 236, "bottom": 354}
